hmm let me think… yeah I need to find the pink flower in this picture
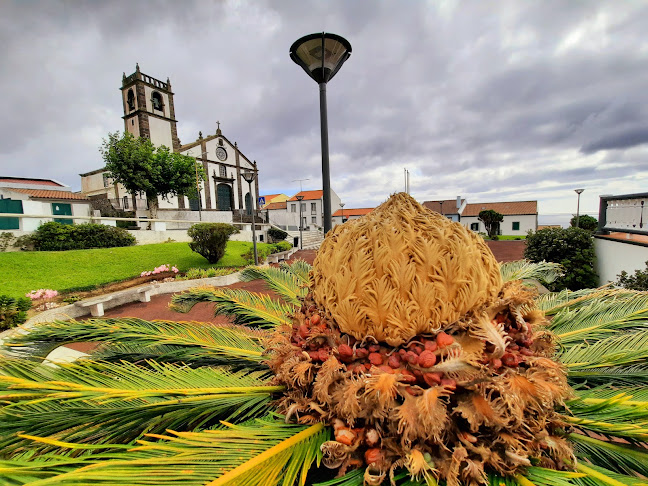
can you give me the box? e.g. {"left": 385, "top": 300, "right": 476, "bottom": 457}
{"left": 26, "top": 288, "right": 58, "bottom": 300}
{"left": 172, "top": 266, "right": 179, "bottom": 274}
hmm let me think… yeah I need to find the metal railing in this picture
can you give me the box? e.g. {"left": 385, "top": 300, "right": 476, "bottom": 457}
{"left": 598, "top": 192, "right": 648, "bottom": 236}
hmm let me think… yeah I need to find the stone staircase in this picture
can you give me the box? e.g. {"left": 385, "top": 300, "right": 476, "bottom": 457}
{"left": 286, "top": 229, "right": 325, "bottom": 250}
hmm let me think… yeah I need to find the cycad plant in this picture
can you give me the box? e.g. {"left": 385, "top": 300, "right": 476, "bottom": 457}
{"left": 1, "top": 193, "right": 647, "bottom": 486}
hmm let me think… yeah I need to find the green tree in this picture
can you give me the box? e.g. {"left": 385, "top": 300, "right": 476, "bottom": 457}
{"left": 100, "top": 132, "right": 204, "bottom": 220}
{"left": 478, "top": 209, "right": 504, "bottom": 238}
{"left": 570, "top": 214, "right": 598, "bottom": 232}
{"left": 524, "top": 226, "right": 598, "bottom": 290}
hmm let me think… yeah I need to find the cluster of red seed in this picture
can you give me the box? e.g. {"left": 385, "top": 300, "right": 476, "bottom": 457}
{"left": 290, "top": 303, "right": 537, "bottom": 397}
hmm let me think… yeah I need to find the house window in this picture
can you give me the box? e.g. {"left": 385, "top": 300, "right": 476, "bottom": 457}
{"left": 512, "top": 221, "right": 520, "bottom": 231}
{"left": 312, "top": 216, "right": 317, "bottom": 223}
{"left": 102, "top": 174, "right": 109, "bottom": 188}
{"left": 219, "top": 164, "right": 227, "bottom": 178}
{"left": 122, "top": 196, "right": 129, "bottom": 209}
{"left": 291, "top": 204, "right": 296, "bottom": 213}
{"left": 151, "top": 92, "right": 163, "bottom": 111}
{"left": 311, "top": 202, "right": 316, "bottom": 213}
{"left": 470, "top": 223, "right": 479, "bottom": 231}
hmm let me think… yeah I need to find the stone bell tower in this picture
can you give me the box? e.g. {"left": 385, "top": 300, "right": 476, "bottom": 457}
{"left": 120, "top": 63, "right": 180, "bottom": 150}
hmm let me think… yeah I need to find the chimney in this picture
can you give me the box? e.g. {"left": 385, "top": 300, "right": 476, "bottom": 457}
{"left": 456, "top": 196, "right": 461, "bottom": 209}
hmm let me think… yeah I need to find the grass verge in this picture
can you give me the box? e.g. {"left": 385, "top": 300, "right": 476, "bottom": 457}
{"left": 0, "top": 241, "right": 272, "bottom": 298}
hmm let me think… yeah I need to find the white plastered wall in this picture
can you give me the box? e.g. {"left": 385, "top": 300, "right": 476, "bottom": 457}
{"left": 595, "top": 236, "right": 648, "bottom": 284}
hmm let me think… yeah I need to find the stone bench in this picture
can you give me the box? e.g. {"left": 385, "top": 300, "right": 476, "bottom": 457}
{"left": 135, "top": 285, "right": 156, "bottom": 302}
{"left": 74, "top": 295, "right": 113, "bottom": 317}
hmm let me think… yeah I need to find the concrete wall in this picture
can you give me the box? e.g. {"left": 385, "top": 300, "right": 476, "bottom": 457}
{"left": 595, "top": 236, "right": 648, "bottom": 284}
{"left": 148, "top": 116, "right": 174, "bottom": 149}
{"left": 461, "top": 214, "right": 536, "bottom": 235}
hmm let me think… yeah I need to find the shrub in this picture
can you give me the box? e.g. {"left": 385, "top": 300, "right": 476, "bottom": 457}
{"left": 0, "top": 295, "right": 31, "bottom": 331}
{"left": 272, "top": 241, "right": 292, "bottom": 253}
{"left": 177, "top": 267, "right": 237, "bottom": 280}
{"left": 12, "top": 234, "right": 35, "bottom": 251}
{"left": 187, "top": 223, "right": 239, "bottom": 264}
{"left": 616, "top": 260, "right": 648, "bottom": 291}
{"left": 570, "top": 214, "right": 598, "bottom": 232}
{"left": 524, "top": 227, "right": 598, "bottom": 291}
{"left": 242, "top": 246, "right": 274, "bottom": 265}
{"left": 0, "top": 232, "right": 14, "bottom": 252}
{"left": 267, "top": 227, "right": 288, "bottom": 242}
{"left": 31, "top": 222, "right": 136, "bottom": 251}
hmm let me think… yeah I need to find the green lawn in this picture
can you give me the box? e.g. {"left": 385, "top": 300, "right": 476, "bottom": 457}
{"left": 0, "top": 241, "right": 272, "bottom": 298}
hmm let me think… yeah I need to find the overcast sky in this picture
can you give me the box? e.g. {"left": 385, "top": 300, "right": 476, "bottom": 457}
{"left": 2, "top": 0, "right": 648, "bottom": 225}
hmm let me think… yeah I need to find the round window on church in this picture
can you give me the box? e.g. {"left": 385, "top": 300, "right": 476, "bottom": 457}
{"left": 215, "top": 147, "right": 227, "bottom": 161}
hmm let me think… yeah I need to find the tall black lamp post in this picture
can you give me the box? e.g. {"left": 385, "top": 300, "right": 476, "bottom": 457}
{"left": 296, "top": 195, "right": 304, "bottom": 249}
{"left": 340, "top": 202, "right": 345, "bottom": 224}
{"left": 575, "top": 188, "right": 584, "bottom": 228}
{"left": 290, "top": 32, "right": 352, "bottom": 234}
{"left": 242, "top": 171, "right": 258, "bottom": 265}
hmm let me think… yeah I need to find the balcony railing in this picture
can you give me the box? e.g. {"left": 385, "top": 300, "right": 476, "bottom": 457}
{"left": 598, "top": 192, "right": 648, "bottom": 235}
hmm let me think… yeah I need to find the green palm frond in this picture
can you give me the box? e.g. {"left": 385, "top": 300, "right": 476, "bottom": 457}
{"left": 0, "top": 359, "right": 281, "bottom": 454}
{"left": 573, "top": 462, "right": 648, "bottom": 486}
{"left": 559, "top": 330, "right": 648, "bottom": 371}
{"left": 499, "top": 260, "right": 563, "bottom": 284}
{"left": 314, "top": 470, "right": 364, "bottom": 485}
{"left": 2, "top": 417, "right": 329, "bottom": 486}
{"left": 521, "top": 467, "right": 586, "bottom": 486}
{"left": 240, "top": 265, "right": 308, "bottom": 305}
{"left": 547, "top": 291, "right": 648, "bottom": 344}
{"left": 280, "top": 259, "right": 312, "bottom": 284}
{"left": 535, "top": 287, "right": 619, "bottom": 315}
{"left": 1, "top": 318, "right": 267, "bottom": 365}
{"left": 565, "top": 387, "right": 648, "bottom": 441}
{"left": 172, "top": 288, "right": 295, "bottom": 327}
{"left": 569, "top": 433, "right": 648, "bottom": 478}
{"left": 90, "top": 342, "right": 266, "bottom": 370}
{"left": 567, "top": 365, "right": 648, "bottom": 386}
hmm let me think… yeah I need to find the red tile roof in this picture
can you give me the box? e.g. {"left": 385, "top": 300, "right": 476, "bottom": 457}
{"left": 332, "top": 207, "right": 374, "bottom": 217}
{"left": 422, "top": 199, "right": 465, "bottom": 214}
{"left": 10, "top": 189, "right": 89, "bottom": 200}
{"left": 0, "top": 177, "right": 64, "bottom": 187}
{"left": 288, "top": 190, "right": 323, "bottom": 201}
{"left": 462, "top": 201, "right": 537, "bottom": 217}
{"left": 265, "top": 201, "right": 287, "bottom": 210}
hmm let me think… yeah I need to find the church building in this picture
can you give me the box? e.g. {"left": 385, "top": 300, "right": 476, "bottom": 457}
{"left": 80, "top": 64, "right": 259, "bottom": 221}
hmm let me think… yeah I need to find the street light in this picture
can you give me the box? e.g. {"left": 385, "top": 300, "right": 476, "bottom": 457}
{"left": 340, "top": 202, "right": 345, "bottom": 224}
{"left": 242, "top": 170, "right": 258, "bottom": 265}
{"left": 575, "top": 188, "right": 584, "bottom": 228}
{"left": 194, "top": 151, "right": 208, "bottom": 221}
{"left": 296, "top": 195, "right": 304, "bottom": 249}
{"left": 290, "top": 32, "right": 352, "bottom": 234}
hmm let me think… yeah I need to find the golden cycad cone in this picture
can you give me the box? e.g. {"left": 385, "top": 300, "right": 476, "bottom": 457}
{"left": 312, "top": 192, "right": 503, "bottom": 345}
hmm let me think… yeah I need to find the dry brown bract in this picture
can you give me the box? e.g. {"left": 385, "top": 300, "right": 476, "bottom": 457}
{"left": 267, "top": 193, "right": 572, "bottom": 485}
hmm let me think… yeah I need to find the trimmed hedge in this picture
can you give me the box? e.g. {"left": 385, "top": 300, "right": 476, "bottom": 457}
{"left": 32, "top": 222, "right": 136, "bottom": 251}
{"left": 267, "top": 227, "right": 288, "bottom": 242}
{"left": 188, "top": 223, "right": 239, "bottom": 264}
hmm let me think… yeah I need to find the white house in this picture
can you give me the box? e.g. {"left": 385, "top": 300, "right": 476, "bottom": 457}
{"left": 285, "top": 190, "right": 342, "bottom": 230}
{"left": 460, "top": 201, "right": 538, "bottom": 236}
{"left": 422, "top": 198, "right": 466, "bottom": 222}
{"left": 332, "top": 207, "right": 374, "bottom": 226}
{"left": 0, "top": 177, "right": 92, "bottom": 231}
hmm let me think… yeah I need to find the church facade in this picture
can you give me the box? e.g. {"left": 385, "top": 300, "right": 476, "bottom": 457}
{"left": 80, "top": 65, "right": 259, "bottom": 222}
